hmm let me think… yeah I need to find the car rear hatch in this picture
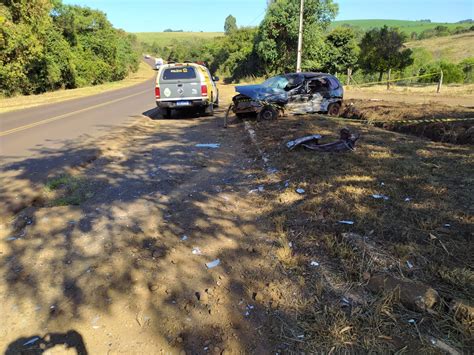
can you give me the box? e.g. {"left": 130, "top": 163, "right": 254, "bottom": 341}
{"left": 158, "top": 66, "right": 205, "bottom": 105}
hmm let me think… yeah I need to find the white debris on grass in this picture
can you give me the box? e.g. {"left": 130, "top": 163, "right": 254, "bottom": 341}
{"left": 444, "top": 223, "right": 451, "bottom": 227}
{"left": 181, "top": 235, "right": 188, "bottom": 241}
{"left": 371, "top": 194, "right": 389, "bottom": 200}
{"left": 296, "top": 188, "right": 305, "bottom": 194}
{"left": 206, "top": 259, "right": 220, "bottom": 269}
{"left": 192, "top": 247, "right": 202, "bottom": 255}
{"left": 404, "top": 197, "right": 412, "bottom": 202}
{"left": 338, "top": 220, "right": 355, "bottom": 225}
{"left": 288, "top": 242, "right": 293, "bottom": 248}
{"left": 310, "top": 261, "right": 320, "bottom": 267}
{"left": 195, "top": 143, "right": 220, "bottom": 149}
{"left": 406, "top": 260, "right": 414, "bottom": 269}
{"left": 249, "top": 185, "right": 265, "bottom": 194}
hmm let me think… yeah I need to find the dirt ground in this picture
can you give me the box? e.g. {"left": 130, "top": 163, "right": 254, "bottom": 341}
{"left": 1, "top": 83, "right": 473, "bottom": 354}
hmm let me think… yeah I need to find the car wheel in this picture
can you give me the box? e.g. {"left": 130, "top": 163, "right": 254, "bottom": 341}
{"left": 258, "top": 105, "right": 278, "bottom": 121}
{"left": 162, "top": 108, "right": 172, "bottom": 118}
{"left": 327, "top": 102, "right": 341, "bottom": 116}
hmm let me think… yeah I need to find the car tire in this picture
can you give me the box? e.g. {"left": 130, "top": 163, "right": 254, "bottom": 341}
{"left": 327, "top": 102, "right": 341, "bottom": 116}
{"left": 258, "top": 105, "right": 279, "bottom": 121}
{"left": 162, "top": 108, "right": 172, "bottom": 119}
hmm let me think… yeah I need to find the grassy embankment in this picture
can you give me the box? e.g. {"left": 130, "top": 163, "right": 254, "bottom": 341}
{"left": 135, "top": 32, "right": 223, "bottom": 47}
{"left": 0, "top": 61, "right": 155, "bottom": 114}
{"left": 331, "top": 19, "right": 472, "bottom": 35}
{"left": 406, "top": 32, "right": 474, "bottom": 63}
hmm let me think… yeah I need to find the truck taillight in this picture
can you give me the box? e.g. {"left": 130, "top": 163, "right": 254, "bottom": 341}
{"left": 155, "top": 87, "right": 160, "bottom": 98}
{"left": 201, "top": 85, "right": 208, "bottom": 97}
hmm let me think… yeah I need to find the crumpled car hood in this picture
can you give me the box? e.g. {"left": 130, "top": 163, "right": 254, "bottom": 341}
{"left": 235, "top": 84, "right": 288, "bottom": 103}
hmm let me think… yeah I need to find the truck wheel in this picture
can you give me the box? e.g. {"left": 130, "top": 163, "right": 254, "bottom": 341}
{"left": 258, "top": 105, "right": 278, "bottom": 121}
{"left": 327, "top": 102, "right": 341, "bottom": 116}
{"left": 162, "top": 108, "right": 171, "bottom": 118}
{"left": 205, "top": 103, "right": 214, "bottom": 116}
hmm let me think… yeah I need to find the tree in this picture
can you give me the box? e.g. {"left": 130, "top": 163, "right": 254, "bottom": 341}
{"left": 324, "top": 27, "right": 359, "bottom": 74}
{"left": 255, "top": 0, "right": 338, "bottom": 73}
{"left": 358, "top": 26, "right": 413, "bottom": 81}
{"left": 224, "top": 15, "right": 237, "bottom": 35}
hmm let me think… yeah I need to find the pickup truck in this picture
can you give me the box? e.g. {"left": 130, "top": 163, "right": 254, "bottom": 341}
{"left": 155, "top": 63, "right": 219, "bottom": 118}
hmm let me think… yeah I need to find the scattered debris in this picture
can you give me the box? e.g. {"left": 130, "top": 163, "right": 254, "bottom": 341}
{"left": 296, "top": 188, "right": 305, "bottom": 194}
{"left": 288, "top": 128, "right": 359, "bottom": 152}
{"left": 429, "top": 233, "right": 450, "bottom": 255}
{"left": 404, "top": 197, "right": 412, "bottom": 202}
{"left": 426, "top": 336, "right": 461, "bottom": 355}
{"left": 338, "top": 220, "right": 355, "bottom": 225}
{"left": 267, "top": 167, "right": 279, "bottom": 174}
{"left": 195, "top": 143, "right": 220, "bottom": 149}
{"left": 406, "top": 260, "right": 414, "bottom": 269}
{"left": 408, "top": 319, "right": 417, "bottom": 325}
{"left": 310, "top": 261, "right": 320, "bottom": 267}
{"left": 245, "top": 304, "right": 254, "bottom": 317}
{"left": 249, "top": 186, "right": 265, "bottom": 194}
{"left": 367, "top": 274, "right": 440, "bottom": 312}
{"left": 371, "top": 194, "right": 389, "bottom": 200}
{"left": 6, "top": 237, "right": 19, "bottom": 241}
{"left": 286, "top": 134, "right": 322, "bottom": 150}
{"left": 23, "top": 337, "right": 40, "bottom": 346}
{"left": 181, "top": 235, "right": 188, "bottom": 241}
{"left": 192, "top": 247, "right": 203, "bottom": 255}
{"left": 206, "top": 259, "right": 220, "bottom": 269}
{"left": 444, "top": 223, "right": 451, "bottom": 227}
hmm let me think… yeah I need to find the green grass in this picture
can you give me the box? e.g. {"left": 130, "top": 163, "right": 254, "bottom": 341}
{"left": 406, "top": 32, "right": 474, "bottom": 62}
{"left": 135, "top": 32, "right": 223, "bottom": 47}
{"left": 44, "top": 174, "right": 94, "bottom": 206}
{"left": 331, "top": 19, "right": 472, "bottom": 35}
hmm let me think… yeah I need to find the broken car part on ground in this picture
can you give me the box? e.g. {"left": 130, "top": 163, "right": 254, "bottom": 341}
{"left": 287, "top": 128, "right": 360, "bottom": 152}
{"left": 231, "top": 72, "right": 344, "bottom": 121}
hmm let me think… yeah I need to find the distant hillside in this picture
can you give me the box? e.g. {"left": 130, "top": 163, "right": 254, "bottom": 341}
{"left": 135, "top": 32, "right": 223, "bottom": 47}
{"left": 331, "top": 19, "right": 472, "bottom": 35}
{"left": 405, "top": 32, "right": 474, "bottom": 63}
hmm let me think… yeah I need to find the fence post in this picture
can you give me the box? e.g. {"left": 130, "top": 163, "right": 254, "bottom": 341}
{"left": 387, "top": 68, "right": 391, "bottom": 90}
{"left": 437, "top": 69, "right": 443, "bottom": 93}
{"left": 346, "top": 68, "right": 352, "bottom": 86}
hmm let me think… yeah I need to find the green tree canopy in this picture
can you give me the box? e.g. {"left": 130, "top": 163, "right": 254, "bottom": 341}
{"left": 255, "top": 0, "right": 338, "bottom": 73}
{"left": 0, "top": 0, "right": 139, "bottom": 96}
{"left": 324, "top": 26, "right": 359, "bottom": 74}
{"left": 358, "top": 26, "right": 413, "bottom": 80}
{"left": 224, "top": 15, "right": 237, "bottom": 35}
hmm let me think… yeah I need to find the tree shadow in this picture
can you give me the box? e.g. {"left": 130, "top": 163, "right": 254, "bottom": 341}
{"left": 0, "top": 113, "right": 288, "bottom": 352}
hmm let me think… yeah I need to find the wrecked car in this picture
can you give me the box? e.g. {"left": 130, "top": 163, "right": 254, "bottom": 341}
{"left": 232, "top": 72, "right": 343, "bottom": 120}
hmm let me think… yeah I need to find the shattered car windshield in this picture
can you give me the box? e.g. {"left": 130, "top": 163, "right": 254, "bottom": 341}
{"left": 261, "top": 76, "right": 289, "bottom": 90}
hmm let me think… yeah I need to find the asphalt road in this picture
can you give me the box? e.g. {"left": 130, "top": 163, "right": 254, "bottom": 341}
{"left": 0, "top": 76, "right": 156, "bottom": 165}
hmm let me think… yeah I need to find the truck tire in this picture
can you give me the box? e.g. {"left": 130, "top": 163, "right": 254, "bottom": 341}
{"left": 162, "top": 108, "right": 172, "bottom": 119}
{"left": 205, "top": 103, "right": 214, "bottom": 116}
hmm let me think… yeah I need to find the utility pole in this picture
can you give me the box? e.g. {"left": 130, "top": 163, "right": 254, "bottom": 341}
{"left": 296, "top": 0, "right": 304, "bottom": 73}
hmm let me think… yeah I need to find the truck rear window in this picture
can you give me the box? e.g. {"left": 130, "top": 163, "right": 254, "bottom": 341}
{"left": 162, "top": 67, "right": 196, "bottom": 80}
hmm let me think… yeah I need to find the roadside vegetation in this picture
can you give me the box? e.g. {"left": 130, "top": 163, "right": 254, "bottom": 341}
{"left": 140, "top": 6, "right": 474, "bottom": 87}
{"left": 0, "top": 0, "right": 141, "bottom": 97}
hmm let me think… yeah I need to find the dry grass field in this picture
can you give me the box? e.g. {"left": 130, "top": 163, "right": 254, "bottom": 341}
{"left": 405, "top": 32, "right": 474, "bottom": 63}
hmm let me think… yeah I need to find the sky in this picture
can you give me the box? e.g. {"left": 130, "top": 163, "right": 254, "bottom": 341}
{"left": 62, "top": 0, "right": 474, "bottom": 32}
